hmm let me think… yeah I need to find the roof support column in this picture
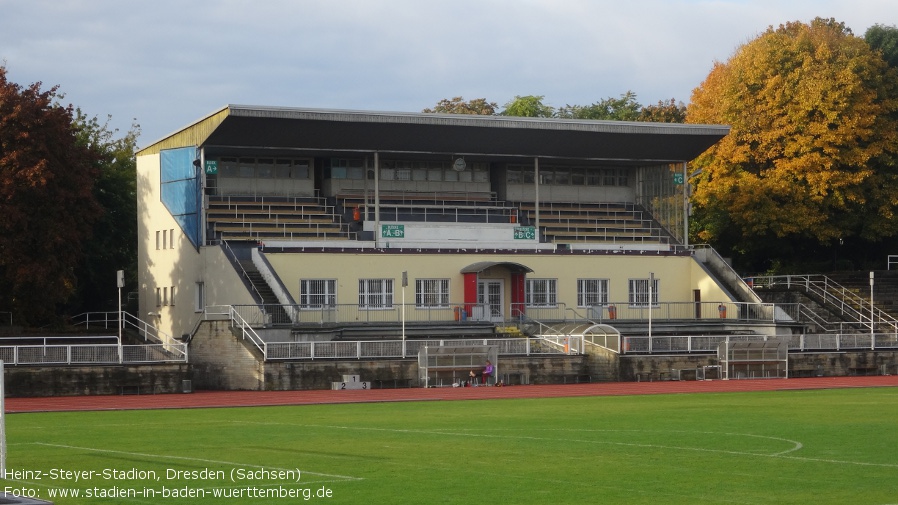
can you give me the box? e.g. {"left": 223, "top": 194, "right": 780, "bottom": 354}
{"left": 533, "top": 157, "right": 540, "bottom": 240}
{"left": 682, "top": 161, "right": 689, "bottom": 247}
{"left": 374, "top": 151, "right": 380, "bottom": 248}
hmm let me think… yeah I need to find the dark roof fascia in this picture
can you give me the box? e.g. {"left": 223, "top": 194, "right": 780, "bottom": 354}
{"left": 225, "top": 104, "right": 729, "bottom": 138}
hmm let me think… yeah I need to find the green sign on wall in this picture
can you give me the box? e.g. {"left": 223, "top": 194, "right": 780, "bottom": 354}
{"left": 204, "top": 160, "right": 218, "bottom": 175}
{"left": 514, "top": 226, "right": 536, "bottom": 240}
{"left": 382, "top": 224, "right": 405, "bottom": 238}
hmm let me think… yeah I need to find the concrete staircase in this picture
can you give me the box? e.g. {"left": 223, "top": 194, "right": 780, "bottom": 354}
{"left": 237, "top": 259, "right": 290, "bottom": 324}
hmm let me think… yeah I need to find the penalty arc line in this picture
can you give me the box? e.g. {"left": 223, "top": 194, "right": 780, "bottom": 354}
{"left": 31, "top": 442, "right": 364, "bottom": 481}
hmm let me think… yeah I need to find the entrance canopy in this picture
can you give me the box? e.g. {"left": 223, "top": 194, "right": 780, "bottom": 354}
{"left": 460, "top": 261, "right": 533, "bottom": 274}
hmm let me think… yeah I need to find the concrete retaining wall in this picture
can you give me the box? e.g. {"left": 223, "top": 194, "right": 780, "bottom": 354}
{"left": 620, "top": 351, "right": 898, "bottom": 381}
{"left": 4, "top": 364, "right": 188, "bottom": 397}
{"left": 261, "top": 355, "right": 593, "bottom": 390}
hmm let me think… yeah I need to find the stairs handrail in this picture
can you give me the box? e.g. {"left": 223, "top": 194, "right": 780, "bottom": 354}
{"left": 751, "top": 274, "right": 898, "bottom": 332}
{"left": 227, "top": 305, "right": 266, "bottom": 356}
{"left": 221, "top": 240, "right": 266, "bottom": 304}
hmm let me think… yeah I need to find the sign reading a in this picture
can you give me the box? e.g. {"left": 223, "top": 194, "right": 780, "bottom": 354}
{"left": 204, "top": 160, "right": 218, "bottom": 175}
{"left": 514, "top": 226, "right": 536, "bottom": 240}
{"left": 381, "top": 224, "right": 405, "bottom": 238}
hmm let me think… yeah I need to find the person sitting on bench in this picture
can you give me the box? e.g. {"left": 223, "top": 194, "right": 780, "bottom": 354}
{"left": 481, "top": 360, "right": 494, "bottom": 385}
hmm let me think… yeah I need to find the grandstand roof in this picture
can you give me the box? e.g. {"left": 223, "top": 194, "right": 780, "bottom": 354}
{"left": 139, "top": 105, "right": 729, "bottom": 164}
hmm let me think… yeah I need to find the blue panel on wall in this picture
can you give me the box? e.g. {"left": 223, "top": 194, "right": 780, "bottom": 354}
{"left": 160, "top": 147, "right": 201, "bottom": 248}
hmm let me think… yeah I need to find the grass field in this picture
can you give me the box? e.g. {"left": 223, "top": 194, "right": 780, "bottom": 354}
{"left": 3, "top": 387, "right": 898, "bottom": 504}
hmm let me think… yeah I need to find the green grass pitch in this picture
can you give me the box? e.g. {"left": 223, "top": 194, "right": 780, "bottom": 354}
{"left": 3, "top": 388, "right": 897, "bottom": 504}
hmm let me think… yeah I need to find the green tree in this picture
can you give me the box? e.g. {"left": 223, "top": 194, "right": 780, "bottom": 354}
{"left": 499, "top": 95, "right": 555, "bottom": 118}
{"left": 865, "top": 24, "right": 898, "bottom": 68}
{"left": 687, "top": 18, "right": 898, "bottom": 271}
{"left": 639, "top": 98, "right": 687, "bottom": 123}
{"left": 422, "top": 96, "right": 498, "bottom": 115}
{"left": 0, "top": 66, "right": 103, "bottom": 323}
{"left": 69, "top": 110, "right": 140, "bottom": 314}
{"left": 557, "top": 91, "right": 642, "bottom": 121}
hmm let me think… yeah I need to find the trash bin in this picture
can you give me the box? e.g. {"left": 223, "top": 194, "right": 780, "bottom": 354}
{"left": 182, "top": 379, "right": 193, "bottom": 393}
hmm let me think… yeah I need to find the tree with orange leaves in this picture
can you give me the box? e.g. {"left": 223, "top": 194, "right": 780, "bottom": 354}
{"left": 687, "top": 18, "right": 898, "bottom": 271}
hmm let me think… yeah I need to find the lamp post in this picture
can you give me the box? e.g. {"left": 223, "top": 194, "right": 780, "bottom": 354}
{"left": 117, "top": 270, "right": 125, "bottom": 342}
{"left": 401, "top": 271, "right": 407, "bottom": 358}
{"left": 648, "top": 272, "right": 654, "bottom": 354}
{"left": 870, "top": 272, "right": 875, "bottom": 350}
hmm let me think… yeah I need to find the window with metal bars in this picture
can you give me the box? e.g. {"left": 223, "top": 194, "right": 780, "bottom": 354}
{"left": 577, "top": 279, "right": 609, "bottom": 307}
{"left": 358, "top": 279, "right": 393, "bottom": 309}
{"left": 525, "top": 279, "right": 557, "bottom": 307}
{"left": 628, "top": 278, "right": 659, "bottom": 307}
{"left": 300, "top": 279, "right": 337, "bottom": 308}
{"left": 415, "top": 279, "right": 449, "bottom": 308}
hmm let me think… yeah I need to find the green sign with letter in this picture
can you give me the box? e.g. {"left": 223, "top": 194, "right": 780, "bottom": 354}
{"left": 514, "top": 226, "right": 536, "bottom": 240}
{"left": 381, "top": 224, "right": 405, "bottom": 238}
{"left": 205, "top": 160, "right": 218, "bottom": 175}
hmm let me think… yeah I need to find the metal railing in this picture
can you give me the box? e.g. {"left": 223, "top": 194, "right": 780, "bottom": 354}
{"left": 208, "top": 305, "right": 266, "bottom": 354}
{"left": 0, "top": 343, "right": 187, "bottom": 365}
{"left": 70, "top": 311, "right": 176, "bottom": 346}
{"left": 620, "top": 332, "right": 898, "bottom": 354}
{"left": 750, "top": 275, "right": 898, "bottom": 333}
{"left": 260, "top": 332, "right": 898, "bottom": 360}
{"left": 232, "top": 301, "right": 798, "bottom": 327}
{"left": 264, "top": 337, "right": 573, "bottom": 361}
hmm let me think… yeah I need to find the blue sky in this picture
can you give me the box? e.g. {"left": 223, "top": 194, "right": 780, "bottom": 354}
{"left": 1, "top": 0, "right": 894, "bottom": 146}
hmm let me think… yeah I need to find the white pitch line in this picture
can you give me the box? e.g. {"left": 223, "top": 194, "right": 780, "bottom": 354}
{"left": 256, "top": 422, "right": 898, "bottom": 469}
{"left": 31, "top": 442, "right": 363, "bottom": 481}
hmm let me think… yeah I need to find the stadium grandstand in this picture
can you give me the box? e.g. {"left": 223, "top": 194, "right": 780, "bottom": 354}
{"left": 129, "top": 106, "right": 897, "bottom": 390}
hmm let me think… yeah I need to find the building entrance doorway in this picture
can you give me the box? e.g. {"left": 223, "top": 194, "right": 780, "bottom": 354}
{"left": 476, "top": 280, "right": 504, "bottom": 322}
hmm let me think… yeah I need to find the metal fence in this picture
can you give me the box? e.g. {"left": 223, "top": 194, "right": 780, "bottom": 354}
{"left": 233, "top": 300, "right": 793, "bottom": 327}
{"left": 620, "top": 333, "right": 898, "bottom": 354}
{"left": 70, "top": 311, "right": 177, "bottom": 345}
{"left": 0, "top": 343, "right": 188, "bottom": 365}
{"left": 263, "top": 337, "right": 572, "bottom": 361}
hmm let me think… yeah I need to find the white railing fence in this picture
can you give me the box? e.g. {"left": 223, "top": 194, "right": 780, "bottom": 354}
{"left": 232, "top": 300, "right": 794, "bottom": 327}
{"left": 750, "top": 275, "right": 898, "bottom": 334}
{"left": 70, "top": 311, "right": 177, "bottom": 346}
{"left": 620, "top": 333, "right": 898, "bottom": 354}
{"left": 0, "top": 343, "right": 187, "bottom": 365}
{"left": 264, "top": 337, "right": 573, "bottom": 361}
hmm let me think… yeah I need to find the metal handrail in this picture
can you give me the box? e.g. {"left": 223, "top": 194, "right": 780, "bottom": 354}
{"left": 0, "top": 343, "right": 187, "bottom": 365}
{"left": 750, "top": 275, "right": 898, "bottom": 333}
{"left": 69, "top": 311, "right": 176, "bottom": 345}
{"left": 227, "top": 305, "right": 266, "bottom": 356}
{"left": 221, "top": 240, "right": 267, "bottom": 304}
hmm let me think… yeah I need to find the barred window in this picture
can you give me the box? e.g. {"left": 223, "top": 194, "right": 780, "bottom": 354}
{"left": 359, "top": 279, "right": 393, "bottom": 309}
{"left": 628, "top": 278, "right": 659, "bottom": 307}
{"left": 577, "top": 279, "right": 609, "bottom": 307}
{"left": 525, "top": 279, "right": 557, "bottom": 308}
{"left": 300, "top": 279, "right": 337, "bottom": 308}
{"left": 415, "top": 279, "right": 450, "bottom": 308}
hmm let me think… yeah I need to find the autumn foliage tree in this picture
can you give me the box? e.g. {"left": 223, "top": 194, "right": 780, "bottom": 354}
{"left": 0, "top": 67, "right": 103, "bottom": 324}
{"left": 687, "top": 18, "right": 898, "bottom": 271}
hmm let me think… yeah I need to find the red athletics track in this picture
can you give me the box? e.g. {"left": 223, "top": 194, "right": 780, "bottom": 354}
{"left": 5, "top": 376, "right": 898, "bottom": 413}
